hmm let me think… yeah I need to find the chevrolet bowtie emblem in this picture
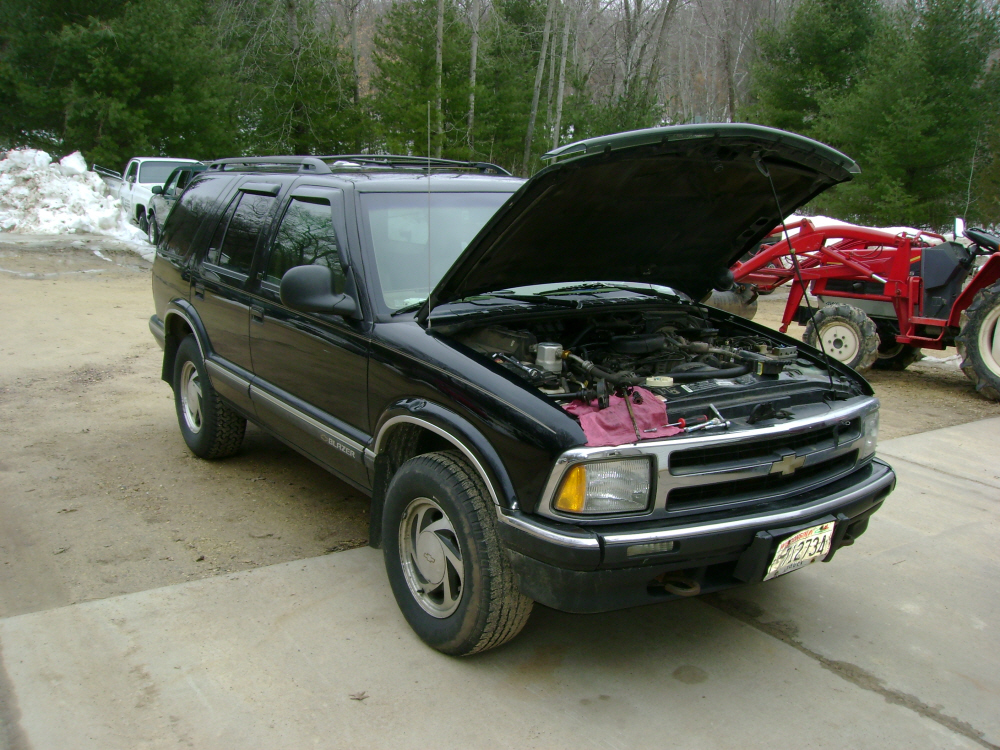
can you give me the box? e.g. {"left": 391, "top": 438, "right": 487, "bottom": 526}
{"left": 770, "top": 452, "right": 806, "bottom": 475}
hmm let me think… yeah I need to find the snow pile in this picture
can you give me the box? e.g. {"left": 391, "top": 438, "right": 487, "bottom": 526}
{"left": 0, "top": 148, "right": 146, "bottom": 242}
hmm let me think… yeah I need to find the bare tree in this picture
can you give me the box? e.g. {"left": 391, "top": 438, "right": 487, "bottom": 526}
{"left": 523, "top": 0, "right": 558, "bottom": 173}
{"left": 435, "top": 0, "right": 445, "bottom": 157}
{"left": 467, "top": 0, "right": 482, "bottom": 149}
{"left": 552, "top": 0, "right": 572, "bottom": 149}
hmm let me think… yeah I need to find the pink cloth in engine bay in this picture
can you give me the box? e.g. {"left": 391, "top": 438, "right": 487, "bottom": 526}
{"left": 562, "top": 386, "right": 682, "bottom": 446}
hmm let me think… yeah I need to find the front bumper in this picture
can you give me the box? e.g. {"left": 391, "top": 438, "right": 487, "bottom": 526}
{"left": 496, "top": 458, "right": 895, "bottom": 613}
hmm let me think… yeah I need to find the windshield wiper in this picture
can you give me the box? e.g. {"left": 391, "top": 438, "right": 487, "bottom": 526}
{"left": 466, "top": 292, "right": 582, "bottom": 309}
{"left": 391, "top": 301, "right": 426, "bottom": 316}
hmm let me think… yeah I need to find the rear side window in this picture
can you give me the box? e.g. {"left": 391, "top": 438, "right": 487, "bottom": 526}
{"left": 265, "top": 197, "right": 344, "bottom": 292}
{"left": 160, "top": 175, "right": 231, "bottom": 259}
{"left": 212, "top": 192, "right": 277, "bottom": 275}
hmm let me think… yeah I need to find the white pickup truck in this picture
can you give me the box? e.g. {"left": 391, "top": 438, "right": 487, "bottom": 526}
{"left": 104, "top": 157, "right": 200, "bottom": 233}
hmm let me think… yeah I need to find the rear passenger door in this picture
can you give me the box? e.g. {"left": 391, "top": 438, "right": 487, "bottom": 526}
{"left": 248, "top": 186, "right": 371, "bottom": 488}
{"left": 191, "top": 181, "right": 281, "bottom": 413}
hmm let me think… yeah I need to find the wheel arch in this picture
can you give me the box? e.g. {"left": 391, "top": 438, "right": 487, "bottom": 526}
{"left": 161, "top": 302, "right": 210, "bottom": 384}
{"left": 366, "top": 400, "right": 518, "bottom": 548}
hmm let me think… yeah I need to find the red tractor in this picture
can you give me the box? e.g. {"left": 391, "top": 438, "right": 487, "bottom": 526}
{"left": 730, "top": 217, "right": 1000, "bottom": 400}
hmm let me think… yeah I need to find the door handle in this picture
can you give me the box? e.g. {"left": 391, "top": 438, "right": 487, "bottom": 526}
{"left": 251, "top": 305, "right": 265, "bottom": 324}
{"left": 193, "top": 282, "right": 205, "bottom": 299}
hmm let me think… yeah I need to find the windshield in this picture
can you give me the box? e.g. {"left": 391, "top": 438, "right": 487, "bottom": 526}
{"left": 361, "top": 191, "right": 512, "bottom": 310}
{"left": 139, "top": 161, "right": 195, "bottom": 184}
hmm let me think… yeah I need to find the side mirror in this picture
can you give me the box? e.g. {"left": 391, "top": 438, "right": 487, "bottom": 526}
{"left": 151, "top": 185, "right": 162, "bottom": 195}
{"left": 954, "top": 217, "right": 966, "bottom": 239}
{"left": 279, "top": 265, "right": 357, "bottom": 317}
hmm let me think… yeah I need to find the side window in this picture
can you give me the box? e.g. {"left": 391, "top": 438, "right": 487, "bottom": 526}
{"left": 265, "top": 197, "right": 345, "bottom": 293}
{"left": 125, "top": 162, "right": 138, "bottom": 183}
{"left": 214, "top": 192, "right": 276, "bottom": 275}
{"left": 176, "top": 170, "right": 193, "bottom": 191}
{"left": 161, "top": 175, "right": 231, "bottom": 259}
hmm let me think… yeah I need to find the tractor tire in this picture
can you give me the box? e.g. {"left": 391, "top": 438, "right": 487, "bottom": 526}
{"left": 872, "top": 331, "right": 922, "bottom": 371}
{"left": 803, "top": 303, "right": 879, "bottom": 372}
{"left": 956, "top": 281, "right": 1000, "bottom": 401}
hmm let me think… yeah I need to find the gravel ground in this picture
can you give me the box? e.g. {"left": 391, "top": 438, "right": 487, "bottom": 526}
{"left": 1, "top": 236, "right": 997, "bottom": 619}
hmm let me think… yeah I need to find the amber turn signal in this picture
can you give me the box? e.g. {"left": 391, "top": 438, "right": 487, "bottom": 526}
{"left": 553, "top": 464, "right": 587, "bottom": 513}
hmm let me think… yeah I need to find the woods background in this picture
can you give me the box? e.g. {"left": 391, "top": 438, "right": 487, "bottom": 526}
{"left": 2, "top": 0, "right": 999, "bottom": 227}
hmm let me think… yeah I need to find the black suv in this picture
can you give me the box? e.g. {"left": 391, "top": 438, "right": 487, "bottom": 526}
{"left": 150, "top": 125, "right": 895, "bottom": 655}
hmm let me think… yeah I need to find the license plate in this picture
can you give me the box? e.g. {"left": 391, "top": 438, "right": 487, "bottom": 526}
{"left": 763, "top": 522, "right": 835, "bottom": 581}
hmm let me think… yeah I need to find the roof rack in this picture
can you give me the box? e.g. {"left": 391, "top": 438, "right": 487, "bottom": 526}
{"left": 207, "top": 156, "right": 332, "bottom": 174}
{"left": 206, "top": 154, "right": 512, "bottom": 177}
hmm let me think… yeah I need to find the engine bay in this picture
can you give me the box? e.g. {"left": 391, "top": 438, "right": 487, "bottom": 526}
{"left": 455, "top": 307, "right": 859, "bottom": 437}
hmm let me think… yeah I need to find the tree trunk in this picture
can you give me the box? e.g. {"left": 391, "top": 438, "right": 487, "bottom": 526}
{"left": 434, "top": 0, "right": 445, "bottom": 158}
{"left": 286, "top": 0, "right": 308, "bottom": 154}
{"left": 552, "top": 1, "right": 571, "bottom": 150}
{"left": 545, "top": 3, "right": 560, "bottom": 135}
{"left": 467, "top": 0, "right": 480, "bottom": 151}
{"left": 522, "top": 0, "right": 557, "bottom": 175}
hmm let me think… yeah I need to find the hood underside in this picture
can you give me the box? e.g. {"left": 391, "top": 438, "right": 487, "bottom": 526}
{"left": 424, "top": 124, "right": 858, "bottom": 318}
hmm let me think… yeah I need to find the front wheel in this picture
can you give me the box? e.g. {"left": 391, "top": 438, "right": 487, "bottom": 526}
{"left": 382, "top": 451, "right": 533, "bottom": 655}
{"left": 147, "top": 212, "right": 158, "bottom": 245}
{"left": 137, "top": 208, "right": 148, "bottom": 233}
{"left": 957, "top": 282, "right": 1000, "bottom": 401}
{"left": 803, "top": 303, "right": 879, "bottom": 372}
{"left": 172, "top": 335, "right": 247, "bottom": 458}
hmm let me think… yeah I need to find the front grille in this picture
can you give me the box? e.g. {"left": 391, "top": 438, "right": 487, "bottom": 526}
{"left": 669, "top": 420, "right": 861, "bottom": 475}
{"left": 667, "top": 451, "right": 859, "bottom": 512}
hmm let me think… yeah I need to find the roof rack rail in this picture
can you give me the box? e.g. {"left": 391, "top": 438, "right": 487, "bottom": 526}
{"left": 322, "top": 155, "right": 512, "bottom": 176}
{"left": 206, "top": 154, "right": 512, "bottom": 177}
{"left": 207, "top": 156, "right": 332, "bottom": 174}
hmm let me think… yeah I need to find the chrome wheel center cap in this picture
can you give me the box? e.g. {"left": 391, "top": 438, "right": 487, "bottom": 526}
{"left": 415, "top": 530, "right": 446, "bottom": 583}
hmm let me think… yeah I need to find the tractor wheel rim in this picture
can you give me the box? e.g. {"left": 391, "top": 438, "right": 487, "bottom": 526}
{"left": 820, "top": 323, "right": 860, "bottom": 363}
{"left": 399, "top": 497, "right": 464, "bottom": 618}
{"left": 179, "top": 361, "right": 204, "bottom": 434}
{"left": 979, "top": 304, "right": 1000, "bottom": 379}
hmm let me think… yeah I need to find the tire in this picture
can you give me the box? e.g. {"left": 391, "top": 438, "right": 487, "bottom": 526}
{"left": 147, "top": 212, "right": 158, "bottom": 245}
{"left": 172, "top": 335, "right": 247, "bottom": 458}
{"left": 956, "top": 281, "right": 1000, "bottom": 401}
{"left": 382, "top": 451, "right": 533, "bottom": 656}
{"left": 137, "top": 208, "right": 148, "bottom": 234}
{"left": 872, "top": 329, "right": 922, "bottom": 371}
{"left": 803, "top": 303, "right": 879, "bottom": 371}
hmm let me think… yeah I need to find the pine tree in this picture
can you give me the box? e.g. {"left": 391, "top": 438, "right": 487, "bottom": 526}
{"left": 371, "top": 0, "right": 471, "bottom": 158}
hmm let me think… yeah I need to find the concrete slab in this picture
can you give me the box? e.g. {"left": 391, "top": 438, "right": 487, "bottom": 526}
{"left": 1, "top": 422, "right": 998, "bottom": 750}
{"left": 0, "top": 548, "right": 985, "bottom": 750}
{"left": 877, "top": 416, "right": 1000, "bottom": 489}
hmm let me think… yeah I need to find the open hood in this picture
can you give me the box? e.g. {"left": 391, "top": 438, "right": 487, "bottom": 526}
{"left": 422, "top": 124, "right": 858, "bottom": 320}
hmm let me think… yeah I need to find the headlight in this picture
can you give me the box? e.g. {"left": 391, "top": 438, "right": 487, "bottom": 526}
{"left": 553, "top": 457, "right": 652, "bottom": 515}
{"left": 860, "top": 410, "right": 879, "bottom": 459}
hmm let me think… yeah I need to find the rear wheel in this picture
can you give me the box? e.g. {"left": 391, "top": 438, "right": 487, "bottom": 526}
{"left": 173, "top": 335, "right": 246, "bottom": 458}
{"left": 872, "top": 327, "right": 922, "bottom": 371}
{"left": 803, "top": 303, "right": 879, "bottom": 372}
{"left": 957, "top": 282, "right": 1000, "bottom": 401}
{"left": 382, "top": 451, "right": 533, "bottom": 655}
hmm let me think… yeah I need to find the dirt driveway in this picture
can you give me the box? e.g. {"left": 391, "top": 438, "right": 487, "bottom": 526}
{"left": 1, "top": 237, "right": 997, "bottom": 619}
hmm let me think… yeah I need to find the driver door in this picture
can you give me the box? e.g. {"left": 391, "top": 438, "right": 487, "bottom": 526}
{"left": 248, "top": 187, "right": 370, "bottom": 488}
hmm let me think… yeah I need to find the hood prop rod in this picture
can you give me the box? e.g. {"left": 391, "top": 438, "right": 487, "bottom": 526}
{"left": 754, "top": 152, "right": 837, "bottom": 397}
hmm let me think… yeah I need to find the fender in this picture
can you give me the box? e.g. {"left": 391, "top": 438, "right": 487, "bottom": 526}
{"left": 948, "top": 254, "right": 1000, "bottom": 327}
{"left": 161, "top": 299, "right": 212, "bottom": 382}
{"left": 367, "top": 398, "right": 523, "bottom": 548}
{"left": 370, "top": 398, "right": 518, "bottom": 508}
